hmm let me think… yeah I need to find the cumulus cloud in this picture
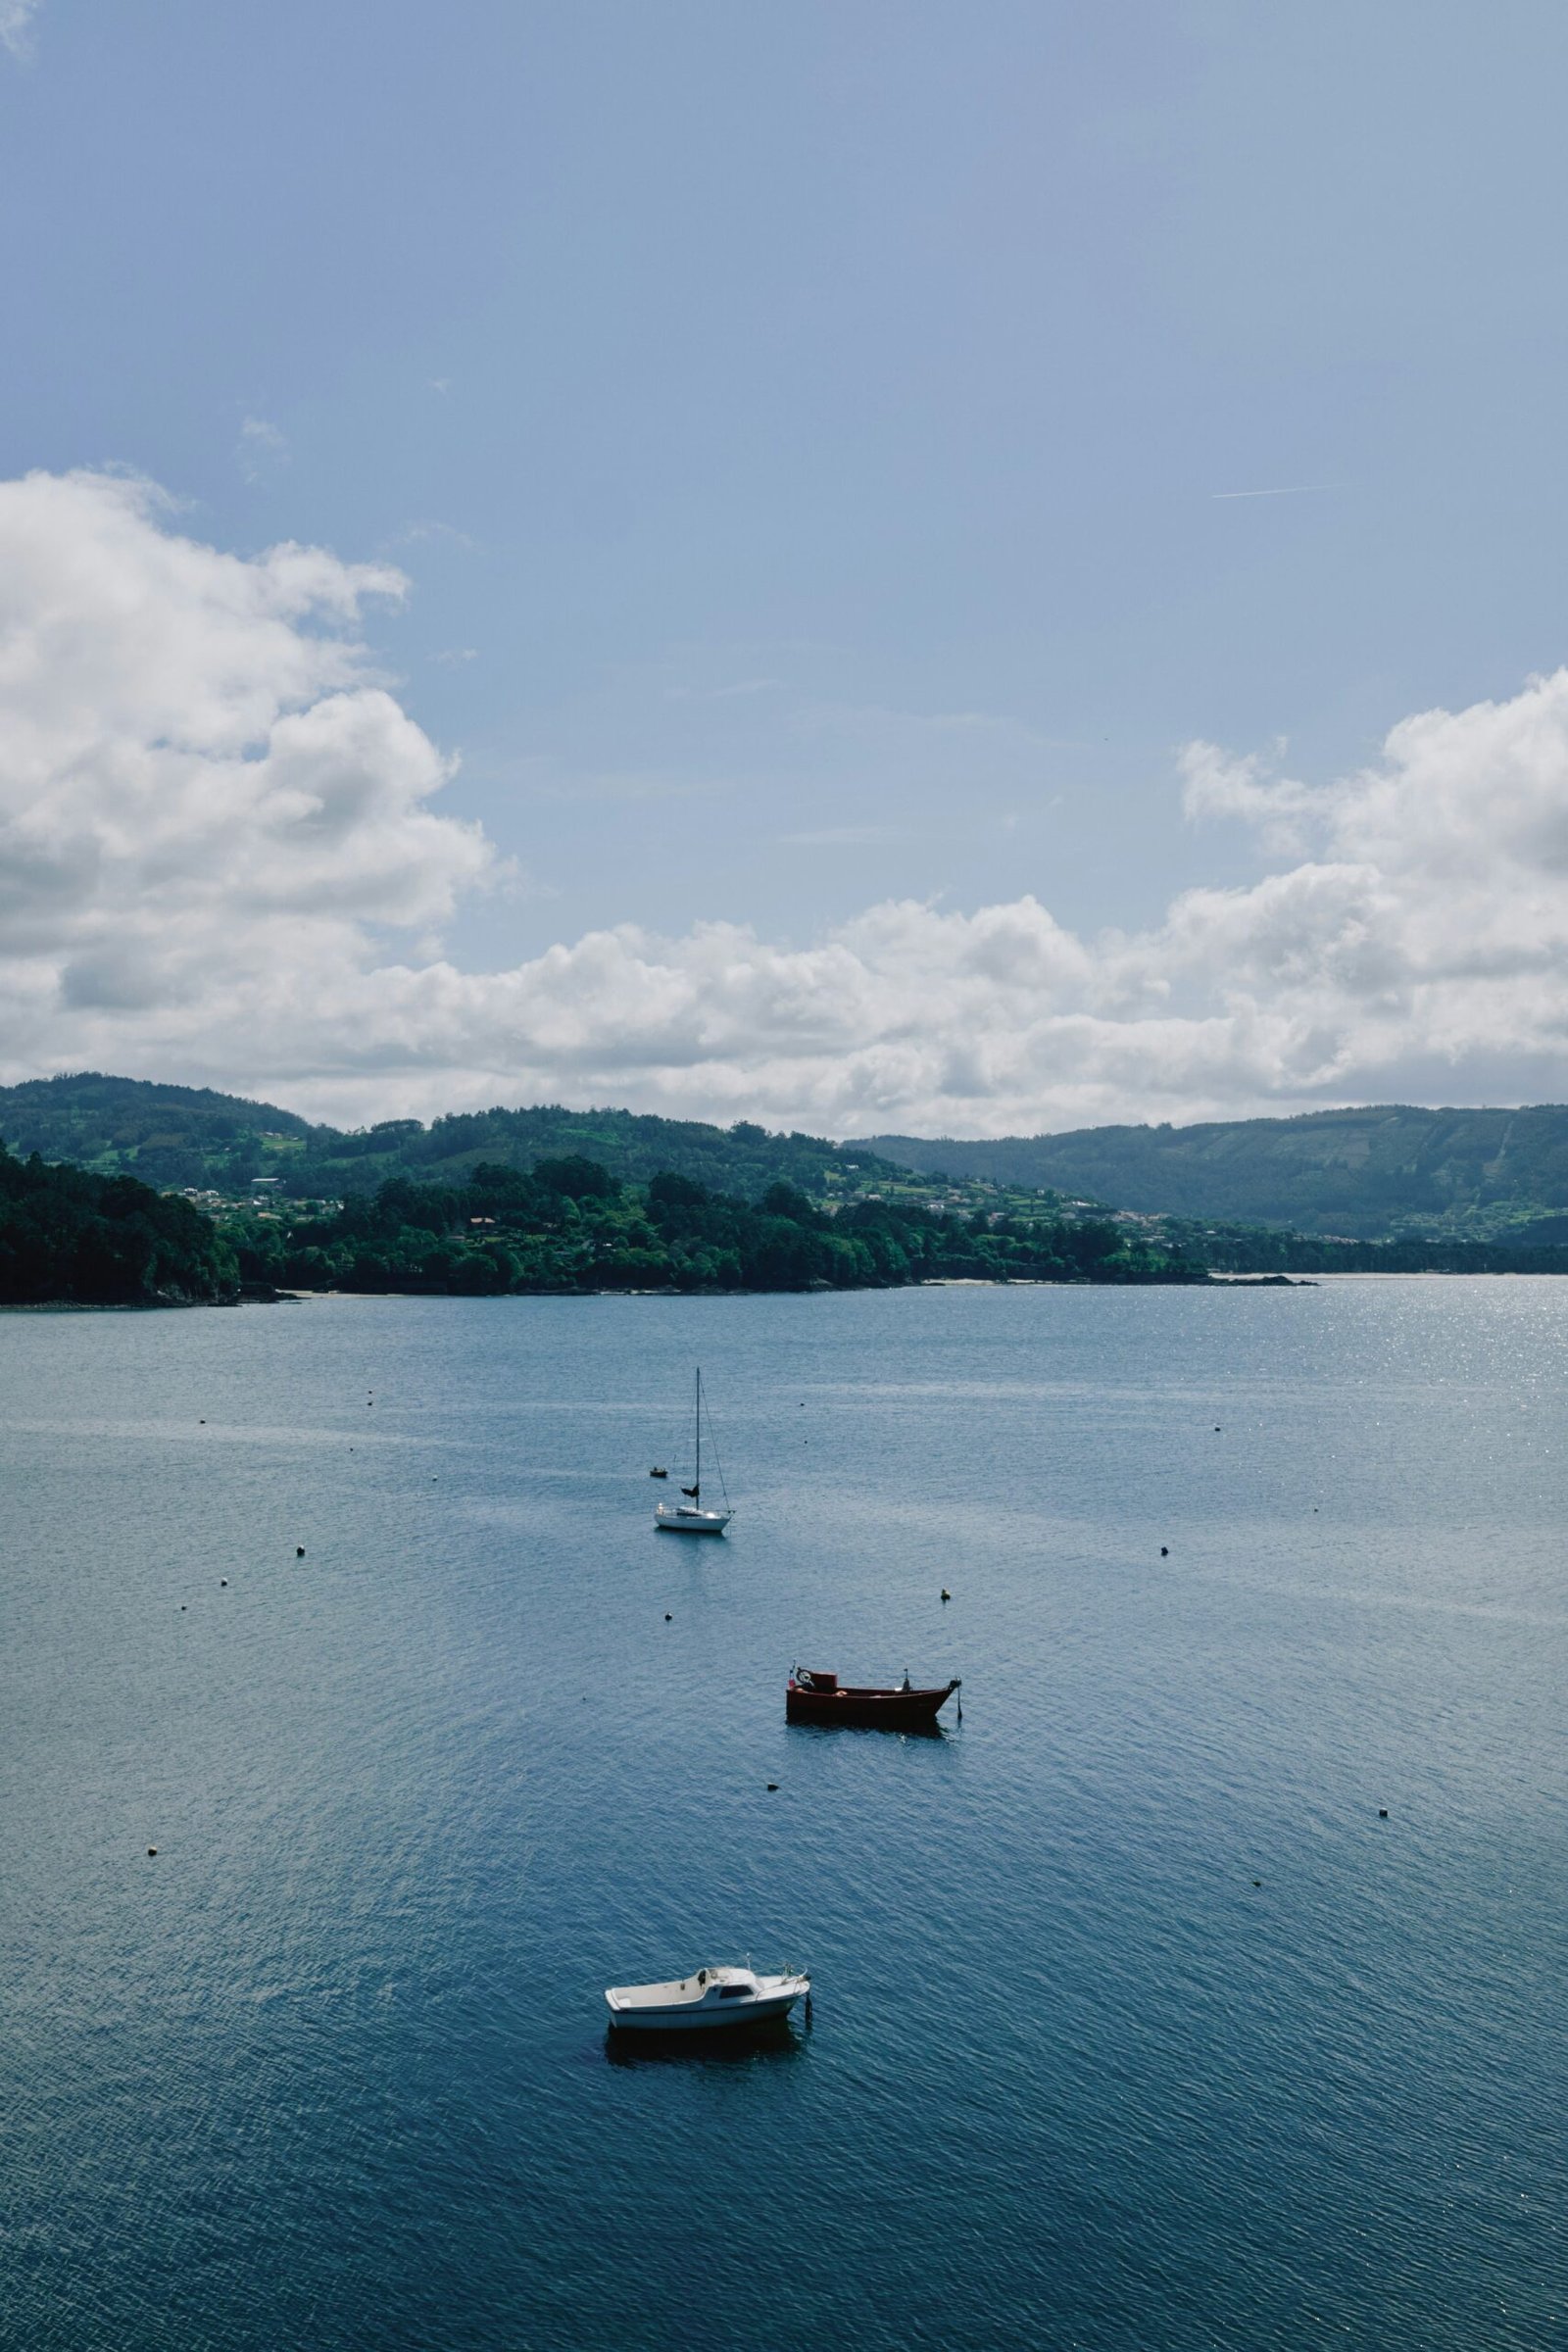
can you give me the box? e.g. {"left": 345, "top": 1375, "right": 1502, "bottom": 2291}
{"left": 4, "top": 467, "right": 1568, "bottom": 1134}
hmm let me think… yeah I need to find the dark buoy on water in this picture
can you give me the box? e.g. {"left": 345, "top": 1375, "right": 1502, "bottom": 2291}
{"left": 1160, "top": 1545, "right": 1169, "bottom": 1556}
{"left": 296, "top": 1546, "right": 305, "bottom": 1557}
{"left": 941, "top": 1588, "right": 951, "bottom": 1601}
{"left": 766, "top": 1784, "right": 778, "bottom": 1791}
{"left": 1379, "top": 1808, "right": 1389, "bottom": 1819}
{"left": 664, "top": 1612, "right": 672, "bottom": 1622}
{"left": 147, "top": 1847, "right": 158, "bottom": 1857}
{"left": 1252, "top": 1879, "right": 1261, "bottom": 1887}
{"left": 220, "top": 1578, "right": 227, "bottom": 1587}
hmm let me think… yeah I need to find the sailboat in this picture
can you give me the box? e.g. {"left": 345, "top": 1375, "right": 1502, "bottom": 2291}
{"left": 655, "top": 1369, "right": 733, "bottom": 1535}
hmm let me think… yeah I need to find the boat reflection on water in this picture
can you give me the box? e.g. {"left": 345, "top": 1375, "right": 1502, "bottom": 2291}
{"left": 788, "top": 1716, "right": 947, "bottom": 1741}
{"left": 604, "top": 2016, "right": 808, "bottom": 2068}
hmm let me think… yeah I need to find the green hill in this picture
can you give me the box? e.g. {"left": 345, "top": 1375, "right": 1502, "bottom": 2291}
{"left": 226, "top": 1163, "right": 1204, "bottom": 1297}
{"left": 0, "top": 1138, "right": 237, "bottom": 1305}
{"left": 14, "top": 1075, "right": 1568, "bottom": 1252}
{"left": 0, "top": 1073, "right": 906, "bottom": 1202}
{"left": 864, "top": 1104, "right": 1568, "bottom": 1243}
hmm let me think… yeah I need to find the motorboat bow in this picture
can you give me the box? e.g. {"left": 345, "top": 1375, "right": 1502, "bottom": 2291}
{"left": 605, "top": 1964, "right": 808, "bottom": 2032}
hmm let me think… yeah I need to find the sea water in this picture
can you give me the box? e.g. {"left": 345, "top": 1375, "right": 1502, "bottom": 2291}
{"left": 1, "top": 1281, "right": 1563, "bottom": 2350}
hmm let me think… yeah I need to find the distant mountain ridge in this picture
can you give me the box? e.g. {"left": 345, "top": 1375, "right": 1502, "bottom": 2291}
{"left": 0, "top": 1073, "right": 906, "bottom": 1202}
{"left": 865, "top": 1104, "right": 1568, "bottom": 1243}
{"left": 11, "top": 1076, "right": 1568, "bottom": 1245}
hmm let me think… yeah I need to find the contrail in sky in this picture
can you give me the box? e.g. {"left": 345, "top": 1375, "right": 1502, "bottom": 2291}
{"left": 1211, "top": 483, "right": 1334, "bottom": 500}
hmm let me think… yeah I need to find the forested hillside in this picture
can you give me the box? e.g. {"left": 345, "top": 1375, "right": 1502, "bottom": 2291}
{"left": 0, "top": 1141, "right": 237, "bottom": 1304}
{"left": 866, "top": 1104, "right": 1568, "bottom": 1242}
{"left": 224, "top": 1160, "right": 1205, "bottom": 1296}
{"left": 0, "top": 1074, "right": 904, "bottom": 1201}
{"left": 15, "top": 1074, "right": 1568, "bottom": 1253}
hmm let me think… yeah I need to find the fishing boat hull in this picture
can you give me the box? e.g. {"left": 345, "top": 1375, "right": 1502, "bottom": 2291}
{"left": 655, "top": 1504, "right": 732, "bottom": 1535}
{"left": 786, "top": 1675, "right": 959, "bottom": 1730}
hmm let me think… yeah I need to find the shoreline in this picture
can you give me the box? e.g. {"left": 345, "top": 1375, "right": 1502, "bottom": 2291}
{"left": 15, "top": 1268, "right": 1568, "bottom": 1312}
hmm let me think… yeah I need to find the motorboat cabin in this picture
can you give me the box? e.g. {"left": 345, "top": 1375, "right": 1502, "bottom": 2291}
{"left": 604, "top": 1964, "right": 808, "bottom": 2032}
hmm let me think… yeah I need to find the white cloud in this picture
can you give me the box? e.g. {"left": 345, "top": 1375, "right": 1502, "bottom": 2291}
{"left": 5, "top": 468, "right": 1568, "bottom": 1135}
{"left": 1178, "top": 737, "right": 1320, "bottom": 857}
{"left": 237, "top": 416, "right": 289, "bottom": 484}
{"left": 0, "top": 2, "right": 38, "bottom": 59}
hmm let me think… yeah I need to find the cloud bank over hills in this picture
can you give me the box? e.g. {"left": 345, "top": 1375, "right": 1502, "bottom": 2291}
{"left": 2, "top": 468, "right": 1566, "bottom": 1135}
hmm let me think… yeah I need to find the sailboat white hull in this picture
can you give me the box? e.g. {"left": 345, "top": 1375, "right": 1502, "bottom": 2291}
{"left": 655, "top": 1503, "right": 732, "bottom": 1535}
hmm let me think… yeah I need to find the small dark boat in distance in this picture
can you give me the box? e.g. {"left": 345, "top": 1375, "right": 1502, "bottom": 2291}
{"left": 786, "top": 1666, "right": 960, "bottom": 1731}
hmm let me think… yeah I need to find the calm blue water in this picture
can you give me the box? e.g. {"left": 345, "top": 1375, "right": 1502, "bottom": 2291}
{"left": 1, "top": 1282, "right": 1564, "bottom": 2351}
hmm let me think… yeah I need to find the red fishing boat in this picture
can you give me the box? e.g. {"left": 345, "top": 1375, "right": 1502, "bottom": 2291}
{"left": 786, "top": 1666, "right": 961, "bottom": 1731}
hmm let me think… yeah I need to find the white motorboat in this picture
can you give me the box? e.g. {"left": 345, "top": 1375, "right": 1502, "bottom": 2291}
{"left": 655, "top": 1367, "right": 733, "bottom": 1535}
{"left": 605, "top": 1964, "right": 808, "bottom": 2032}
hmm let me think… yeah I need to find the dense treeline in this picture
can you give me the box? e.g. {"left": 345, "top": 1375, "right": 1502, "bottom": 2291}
{"left": 1175, "top": 1218, "right": 1568, "bottom": 1277}
{"left": 226, "top": 1159, "right": 1209, "bottom": 1296}
{"left": 0, "top": 1139, "right": 238, "bottom": 1305}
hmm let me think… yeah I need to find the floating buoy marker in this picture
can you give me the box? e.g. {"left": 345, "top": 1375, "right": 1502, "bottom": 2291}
{"left": 1379, "top": 1808, "right": 1389, "bottom": 1819}
{"left": 1160, "top": 1546, "right": 1169, "bottom": 1556}
{"left": 296, "top": 1546, "right": 305, "bottom": 1557}
{"left": 940, "top": 1588, "right": 951, "bottom": 1601}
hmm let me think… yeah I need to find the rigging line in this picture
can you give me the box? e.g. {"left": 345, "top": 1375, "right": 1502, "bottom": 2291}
{"left": 701, "top": 1379, "right": 731, "bottom": 1509}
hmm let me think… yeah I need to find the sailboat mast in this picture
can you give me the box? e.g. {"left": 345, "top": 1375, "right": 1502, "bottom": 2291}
{"left": 695, "top": 1366, "right": 701, "bottom": 1497}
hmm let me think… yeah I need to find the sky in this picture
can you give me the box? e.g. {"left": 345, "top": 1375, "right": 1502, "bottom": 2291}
{"left": 4, "top": 1, "right": 1568, "bottom": 1136}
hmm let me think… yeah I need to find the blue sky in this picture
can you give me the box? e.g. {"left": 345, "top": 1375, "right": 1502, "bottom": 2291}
{"left": 4, "top": 2, "right": 1568, "bottom": 1132}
